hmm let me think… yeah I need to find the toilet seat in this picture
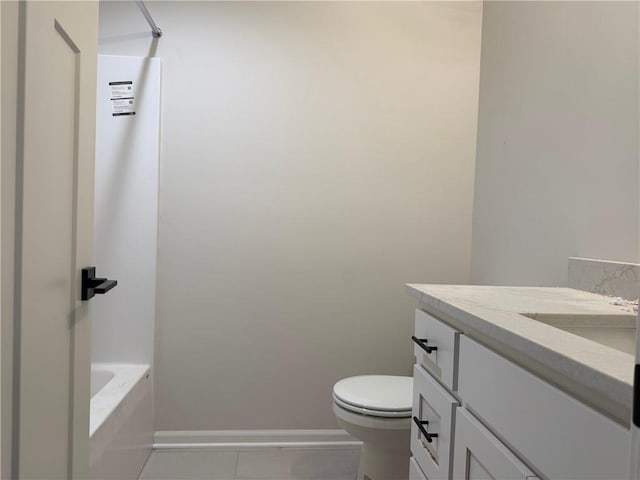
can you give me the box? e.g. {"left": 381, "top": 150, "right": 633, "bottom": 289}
{"left": 332, "top": 375, "right": 412, "bottom": 418}
{"left": 333, "top": 394, "right": 411, "bottom": 418}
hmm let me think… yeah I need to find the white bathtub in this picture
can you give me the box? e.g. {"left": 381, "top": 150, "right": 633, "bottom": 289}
{"left": 91, "top": 368, "right": 114, "bottom": 398}
{"left": 89, "top": 364, "right": 153, "bottom": 479}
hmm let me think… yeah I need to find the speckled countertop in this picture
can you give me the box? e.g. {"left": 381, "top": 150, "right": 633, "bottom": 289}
{"left": 406, "top": 285, "right": 637, "bottom": 422}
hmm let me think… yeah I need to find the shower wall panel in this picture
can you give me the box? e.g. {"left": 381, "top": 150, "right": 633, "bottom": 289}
{"left": 92, "top": 55, "right": 161, "bottom": 365}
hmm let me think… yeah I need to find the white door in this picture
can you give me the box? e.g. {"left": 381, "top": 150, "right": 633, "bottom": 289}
{"left": 13, "top": 1, "right": 98, "bottom": 477}
{"left": 630, "top": 308, "right": 640, "bottom": 479}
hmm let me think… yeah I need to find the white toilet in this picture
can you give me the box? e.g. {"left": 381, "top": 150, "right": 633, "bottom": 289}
{"left": 332, "top": 375, "right": 413, "bottom": 480}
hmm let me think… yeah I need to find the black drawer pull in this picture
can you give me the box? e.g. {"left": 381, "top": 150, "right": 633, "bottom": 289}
{"left": 411, "top": 336, "right": 438, "bottom": 354}
{"left": 413, "top": 416, "right": 439, "bottom": 443}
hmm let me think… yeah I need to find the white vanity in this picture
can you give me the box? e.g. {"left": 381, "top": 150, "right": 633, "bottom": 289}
{"left": 407, "top": 285, "right": 636, "bottom": 480}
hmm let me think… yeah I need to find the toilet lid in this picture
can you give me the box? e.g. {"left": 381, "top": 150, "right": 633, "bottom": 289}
{"left": 333, "top": 375, "right": 413, "bottom": 414}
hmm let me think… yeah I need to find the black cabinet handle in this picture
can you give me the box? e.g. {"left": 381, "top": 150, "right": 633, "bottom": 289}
{"left": 411, "top": 336, "right": 438, "bottom": 354}
{"left": 413, "top": 416, "right": 438, "bottom": 443}
{"left": 82, "top": 267, "right": 118, "bottom": 301}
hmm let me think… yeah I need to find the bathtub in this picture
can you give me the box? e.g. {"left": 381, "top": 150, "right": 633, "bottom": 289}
{"left": 89, "top": 364, "right": 153, "bottom": 479}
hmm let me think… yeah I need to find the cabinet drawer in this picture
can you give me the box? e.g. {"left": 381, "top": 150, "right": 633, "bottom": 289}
{"left": 458, "top": 336, "right": 630, "bottom": 480}
{"left": 411, "top": 365, "right": 459, "bottom": 480}
{"left": 409, "top": 457, "right": 428, "bottom": 480}
{"left": 413, "top": 309, "right": 460, "bottom": 391}
{"left": 453, "top": 408, "right": 538, "bottom": 480}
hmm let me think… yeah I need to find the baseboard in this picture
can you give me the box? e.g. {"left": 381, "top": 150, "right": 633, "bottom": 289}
{"left": 153, "top": 429, "right": 362, "bottom": 451}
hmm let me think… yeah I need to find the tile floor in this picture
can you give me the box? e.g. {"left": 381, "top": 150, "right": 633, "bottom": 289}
{"left": 139, "top": 447, "right": 361, "bottom": 480}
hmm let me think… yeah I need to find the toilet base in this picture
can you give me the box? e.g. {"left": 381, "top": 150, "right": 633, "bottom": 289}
{"left": 332, "top": 400, "right": 410, "bottom": 480}
{"left": 358, "top": 442, "right": 409, "bottom": 480}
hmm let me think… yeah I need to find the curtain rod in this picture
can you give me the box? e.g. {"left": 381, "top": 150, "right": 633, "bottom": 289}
{"left": 136, "top": 1, "right": 162, "bottom": 38}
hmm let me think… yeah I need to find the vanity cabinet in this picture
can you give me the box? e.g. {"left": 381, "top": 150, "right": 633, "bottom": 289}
{"left": 452, "top": 409, "right": 537, "bottom": 480}
{"left": 410, "top": 309, "right": 630, "bottom": 480}
{"left": 458, "top": 335, "right": 629, "bottom": 480}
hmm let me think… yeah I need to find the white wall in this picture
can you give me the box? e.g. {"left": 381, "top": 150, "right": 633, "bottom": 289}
{"left": 92, "top": 55, "right": 160, "bottom": 365}
{"left": 470, "top": 1, "right": 639, "bottom": 286}
{"left": 99, "top": 1, "right": 482, "bottom": 430}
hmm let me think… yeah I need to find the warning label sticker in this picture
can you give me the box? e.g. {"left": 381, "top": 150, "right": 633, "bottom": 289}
{"left": 109, "top": 81, "right": 136, "bottom": 116}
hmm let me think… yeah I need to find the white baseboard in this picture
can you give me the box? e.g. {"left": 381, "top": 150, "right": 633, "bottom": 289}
{"left": 153, "top": 430, "right": 362, "bottom": 451}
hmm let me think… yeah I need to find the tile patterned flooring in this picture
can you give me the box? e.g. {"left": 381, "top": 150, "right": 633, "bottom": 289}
{"left": 139, "top": 447, "right": 360, "bottom": 480}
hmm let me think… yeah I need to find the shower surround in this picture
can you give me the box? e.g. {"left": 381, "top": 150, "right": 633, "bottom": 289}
{"left": 90, "top": 54, "right": 161, "bottom": 479}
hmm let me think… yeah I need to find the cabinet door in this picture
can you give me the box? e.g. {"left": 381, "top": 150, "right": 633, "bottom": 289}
{"left": 411, "top": 365, "right": 458, "bottom": 480}
{"left": 410, "top": 458, "right": 428, "bottom": 480}
{"left": 453, "top": 409, "right": 538, "bottom": 480}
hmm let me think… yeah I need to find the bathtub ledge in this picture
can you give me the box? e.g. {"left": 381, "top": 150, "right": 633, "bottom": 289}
{"left": 90, "top": 363, "right": 150, "bottom": 437}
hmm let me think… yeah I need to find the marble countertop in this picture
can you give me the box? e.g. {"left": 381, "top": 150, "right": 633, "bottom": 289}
{"left": 406, "top": 285, "right": 637, "bottom": 422}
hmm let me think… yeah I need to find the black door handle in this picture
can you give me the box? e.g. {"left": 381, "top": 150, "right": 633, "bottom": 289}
{"left": 82, "top": 267, "right": 118, "bottom": 301}
{"left": 94, "top": 279, "right": 117, "bottom": 295}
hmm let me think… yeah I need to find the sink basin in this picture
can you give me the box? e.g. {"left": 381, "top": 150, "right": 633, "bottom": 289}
{"left": 521, "top": 313, "right": 637, "bottom": 355}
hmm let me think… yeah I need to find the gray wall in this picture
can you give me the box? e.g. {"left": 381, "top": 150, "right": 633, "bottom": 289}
{"left": 470, "top": 1, "right": 639, "bottom": 286}
{"left": 99, "top": 1, "right": 482, "bottom": 430}
{"left": 1, "top": 2, "right": 18, "bottom": 475}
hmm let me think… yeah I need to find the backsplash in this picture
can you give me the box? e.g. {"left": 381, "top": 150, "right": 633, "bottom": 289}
{"left": 568, "top": 257, "right": 640, "bottom": 301}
